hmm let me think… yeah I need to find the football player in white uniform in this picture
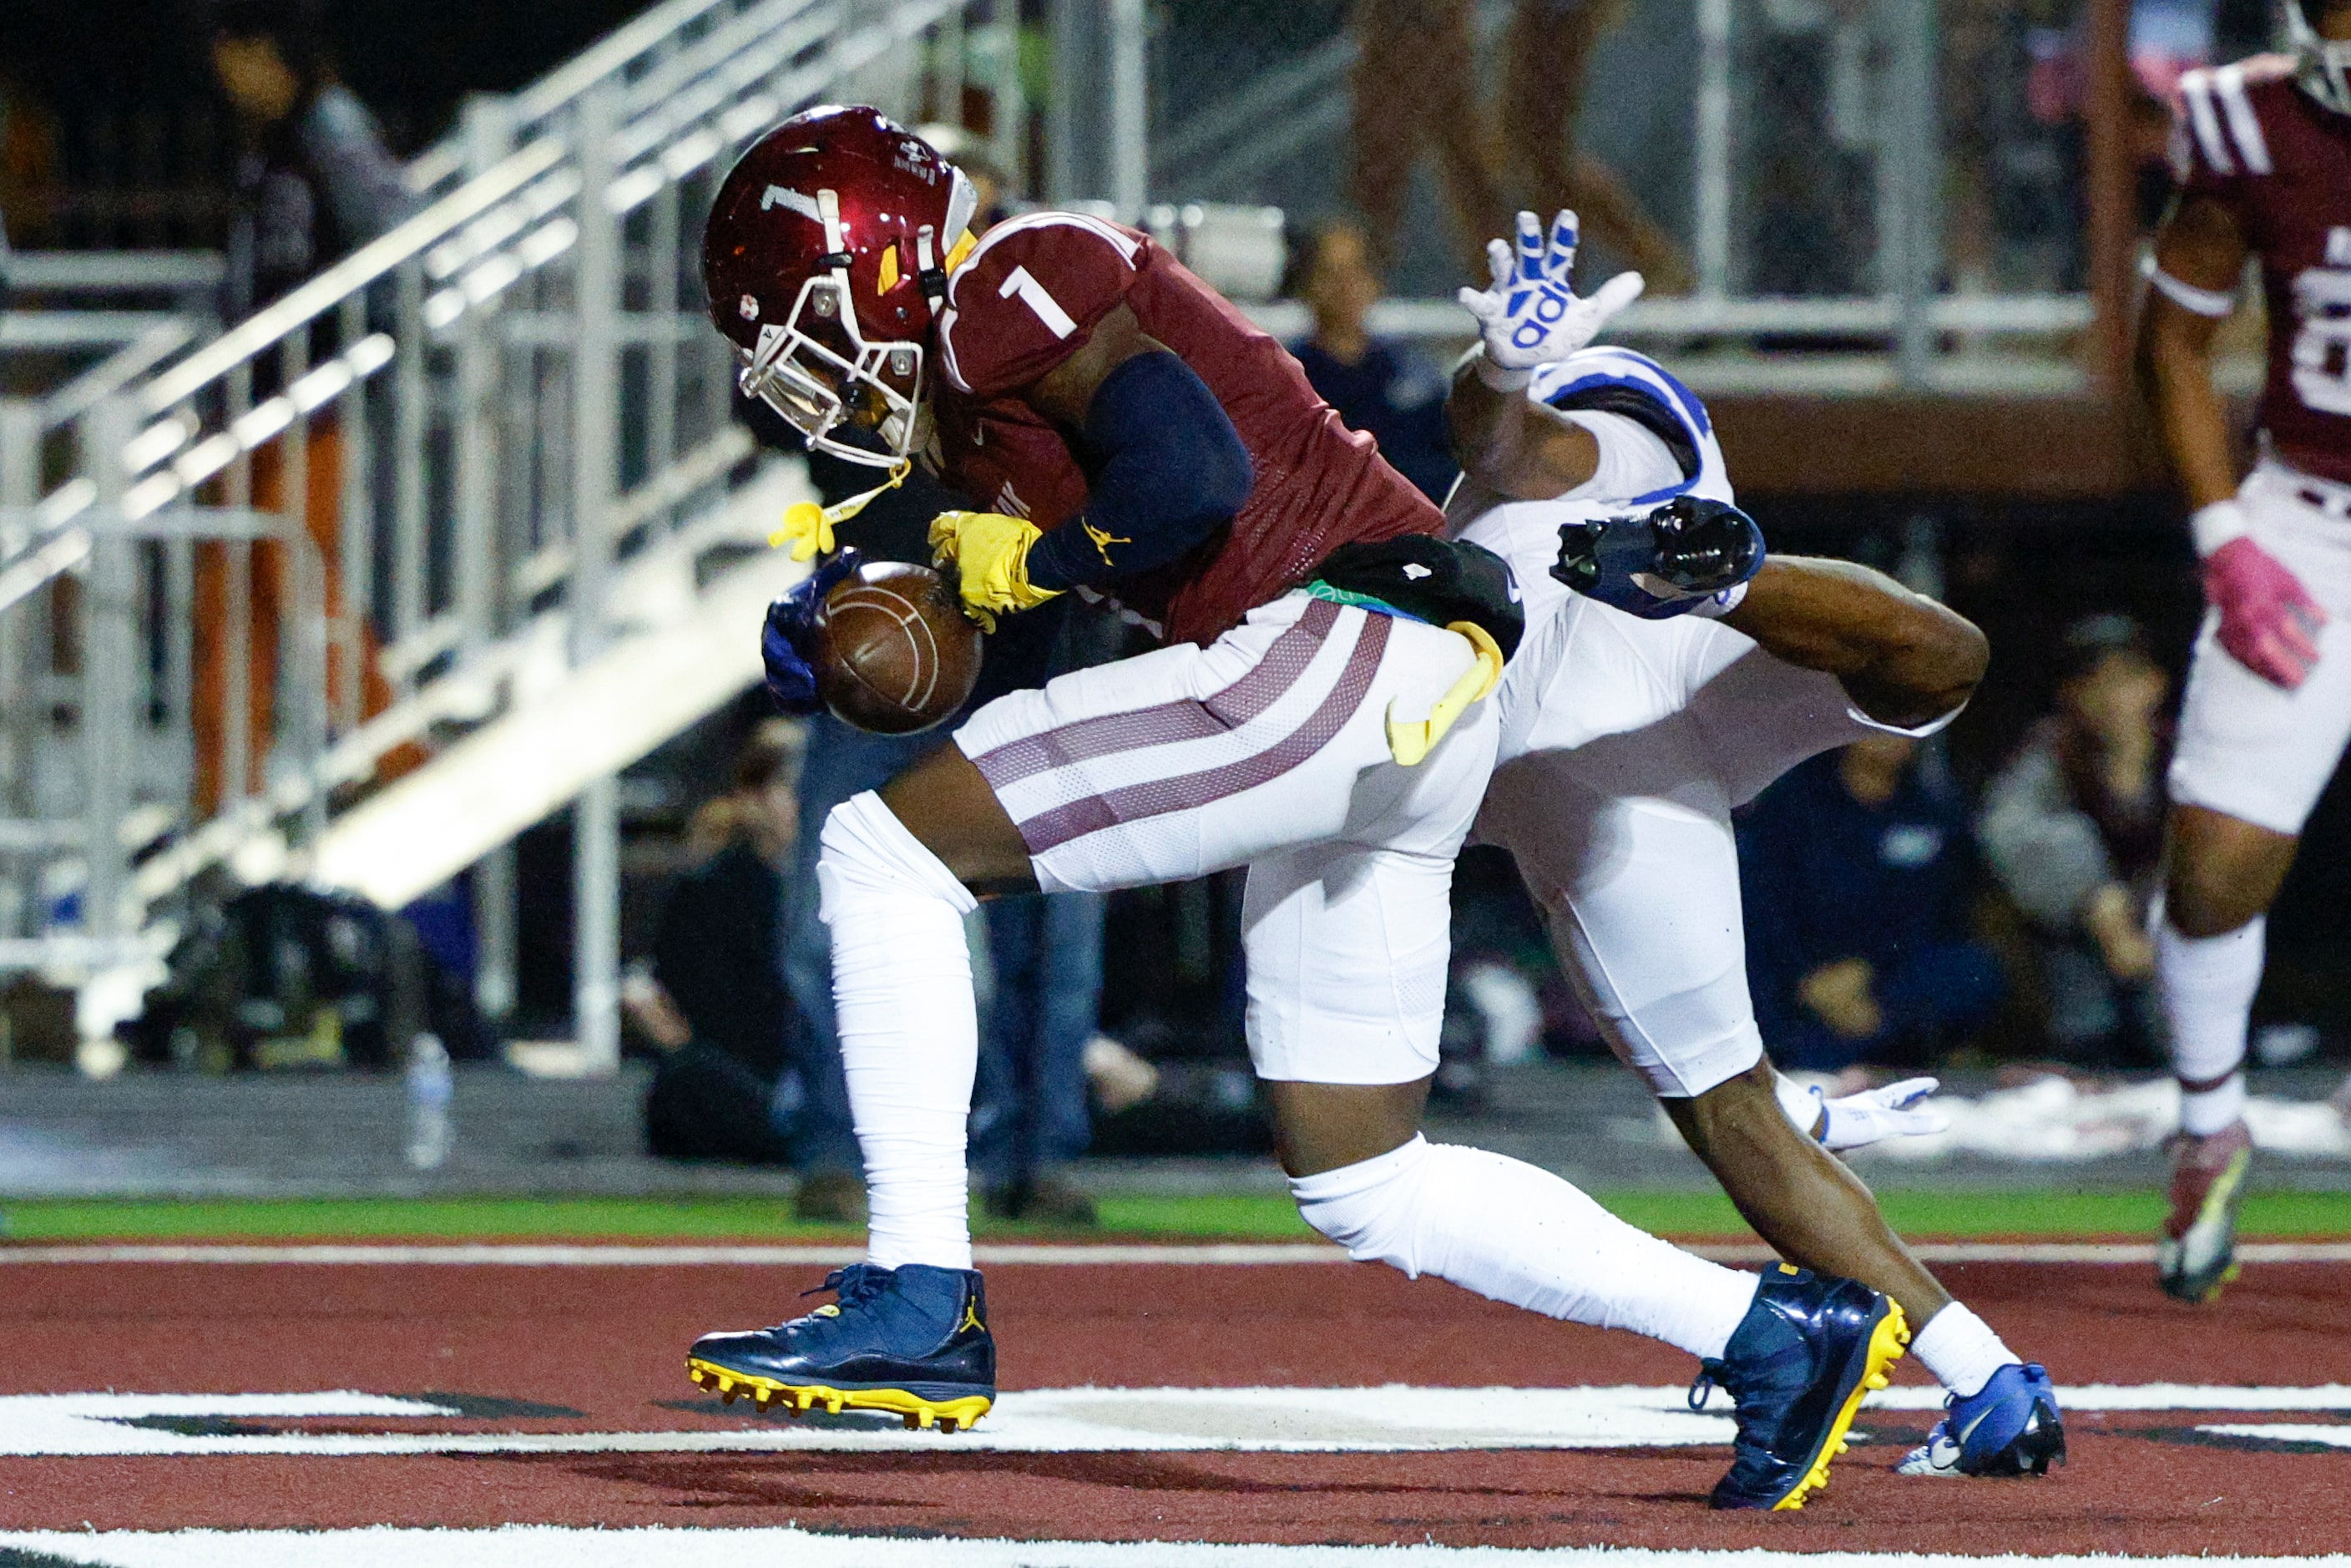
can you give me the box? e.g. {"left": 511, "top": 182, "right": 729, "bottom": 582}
{"left": 2138, "top": 1, "right": 2351, "bottom": 1303}
{"left": 1446, "top": 210, "right": 2065, "bottom": 1479}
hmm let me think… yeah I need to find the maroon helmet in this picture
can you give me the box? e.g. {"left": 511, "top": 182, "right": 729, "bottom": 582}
{"left": 705, "top": 105, "right": 978, "bottom": 468}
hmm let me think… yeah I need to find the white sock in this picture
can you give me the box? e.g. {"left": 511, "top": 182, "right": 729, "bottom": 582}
{"left": 1909, "top": 1302, "right": 2019, "bottom": 1399}
{"left": 1290, "top": 1136, "right": 1757, "bottom": 1361}
{"left": 818, "top": 792, "right": 982, "bottom": 1272}
{"left": 2156, "top": 913, "right": 2264, "bottom": 1136}
{"left": 2182, "top": 1073, "right": 2249, "bottom": 1137}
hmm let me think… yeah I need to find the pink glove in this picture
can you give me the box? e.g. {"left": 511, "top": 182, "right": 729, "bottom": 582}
{"left": 2204, "top": 535, "right": 2327, "bottom": 689}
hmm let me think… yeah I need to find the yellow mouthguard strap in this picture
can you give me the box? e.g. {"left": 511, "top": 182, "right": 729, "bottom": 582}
{"left": 768, "top": 459, "right": 913, "bottom": 551}
{"left": 1385, "top": 620, "right": 1505, "bottom": 767}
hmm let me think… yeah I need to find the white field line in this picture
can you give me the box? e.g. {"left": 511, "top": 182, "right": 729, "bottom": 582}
{"left": 2, "top": 1240, "right": 2350, "bottom": 1266}
{"left": 6, "top": 1384, "right": 2349, "bottom": 1459}
{"left": 3, "top": 1531, "right": 2350, "bottom": 1568}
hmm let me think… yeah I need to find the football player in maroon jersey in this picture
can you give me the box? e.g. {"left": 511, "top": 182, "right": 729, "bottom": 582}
{"left": 685, "top": 107, "right": 1906, "bottom": 1512}
{"left": 2139, "top": 1, "right": 2351, "bottom": 1302}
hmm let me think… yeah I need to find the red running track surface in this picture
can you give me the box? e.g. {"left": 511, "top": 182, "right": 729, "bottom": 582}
{"left": 0, "top": 1257, "right": 2342, "bottom": 1552}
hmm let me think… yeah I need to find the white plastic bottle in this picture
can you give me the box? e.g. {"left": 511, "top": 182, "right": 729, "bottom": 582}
{"left": 404, "top": 1033, "right": 454, "bottom": 1171}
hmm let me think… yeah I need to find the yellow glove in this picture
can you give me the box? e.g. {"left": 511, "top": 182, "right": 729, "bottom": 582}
{"left": 928, "top": 510, "right": 1064, "bottom": 631}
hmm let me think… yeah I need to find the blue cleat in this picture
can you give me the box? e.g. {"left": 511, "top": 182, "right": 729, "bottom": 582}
{"left": 686, "top": 1262, "right": 994, "bottom": 1431}
{"left": 1695, "top": 1263, "right": 1909, "bottom": 1511}
{"left": 1898, "top": 1361, "right": 2066, "bottom": 1478}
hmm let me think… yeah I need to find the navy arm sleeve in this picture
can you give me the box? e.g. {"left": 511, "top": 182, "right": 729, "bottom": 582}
{"left": 1025, "top": 350, "right": 1254, "bottom": 591}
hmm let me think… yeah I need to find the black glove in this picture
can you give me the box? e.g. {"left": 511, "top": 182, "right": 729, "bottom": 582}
{"left": 1551, "top": 495, "right": 1764, "bottom": 620}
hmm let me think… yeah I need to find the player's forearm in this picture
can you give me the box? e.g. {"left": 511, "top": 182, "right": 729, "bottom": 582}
{"left": 1722, "top": 557, "right": 1986, "bottom": 728}
{"left": 1445, "top": 351, "right": 1527, "bottom": 486}
{"left": 2138, "top": 308, "right": 2240, "bottom": 510}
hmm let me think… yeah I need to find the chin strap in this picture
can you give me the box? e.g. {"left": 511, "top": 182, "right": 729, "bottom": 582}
{"left": 1385, "top": 620, "right": 1504, "bottom": 766}
{"left": 768, "top": 460, "right": 913, "bottom": 553}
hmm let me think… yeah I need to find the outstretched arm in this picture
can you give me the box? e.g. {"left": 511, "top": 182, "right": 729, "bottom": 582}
{"left": 1445, "top": 352, "right": 1601, "bottom": 501}
{"left": 1722, "top": 556, "right": 1988, "bottom": 729}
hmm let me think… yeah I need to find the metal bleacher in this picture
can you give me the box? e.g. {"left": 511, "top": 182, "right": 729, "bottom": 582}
{"left": 0, "top": 0, "right": 1021, "bottom": 1072}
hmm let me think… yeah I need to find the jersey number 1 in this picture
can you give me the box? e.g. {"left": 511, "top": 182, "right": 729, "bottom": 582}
{"left": 999, "top": 266, "right": 1079, "bottom": 340}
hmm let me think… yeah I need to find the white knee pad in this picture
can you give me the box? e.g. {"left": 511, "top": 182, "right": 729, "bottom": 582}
{"left": 1290, "top": 1136, "right": 1437, "bottom": 1275}
{"left": 817, "top": 791, "right": 978, "bottom": 922}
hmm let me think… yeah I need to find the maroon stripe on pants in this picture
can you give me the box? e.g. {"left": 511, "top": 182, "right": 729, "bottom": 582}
{"left": 1014, "top": 610, "right": 1391, "bottom": 857}
{"left": 970, "top": 599, "right": 1342, "bottom": 792}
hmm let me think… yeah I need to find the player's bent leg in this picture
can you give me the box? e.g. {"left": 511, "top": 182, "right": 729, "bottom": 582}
{"left": 1670, "top": 1062, "right": 1951, "bottom": 1322}
{"left": 1280, "top": 1124, "right": 1907, "bottom": 1510}
{"left": 686, "top": 785, "right": 1002, "bottom": 1428}
{"left": 2152, "top": 805, "right": 2291, "bottom": 1302}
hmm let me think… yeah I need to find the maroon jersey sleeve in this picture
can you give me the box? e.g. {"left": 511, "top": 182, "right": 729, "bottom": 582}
{"left": 936, "top": 213, "right": 1145, "bottom": 401}
{"left": 2170, "top": 58, "right": 2295, "bottom": 232}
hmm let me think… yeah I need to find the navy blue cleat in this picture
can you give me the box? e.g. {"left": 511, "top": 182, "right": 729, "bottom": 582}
{"left": 1898, "top": 1361, "right": 2066, "bottom": 1478}
{"left": 686, "top": 1262, "right": 994, "bottom": 1431}
{"left": 1695, "top": 1263, "right": 1909, "bottom": 1510}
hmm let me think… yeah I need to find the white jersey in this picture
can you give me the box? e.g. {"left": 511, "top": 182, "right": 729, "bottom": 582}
{"left": 1449, "top": 347, "right": 1733, "bottom": 625}
{"left": 1443, "top": 347, "right": 1948, "bottom": 1097}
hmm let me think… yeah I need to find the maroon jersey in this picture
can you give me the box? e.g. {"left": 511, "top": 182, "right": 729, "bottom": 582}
{"left": 928, "top": 211, "right": 1442, "bottom": 644}
{"left": 2174, "top": 57, "right": 2351, "bottom": 485}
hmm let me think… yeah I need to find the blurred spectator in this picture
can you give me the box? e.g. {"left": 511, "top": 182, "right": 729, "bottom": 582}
{"left": 188, "top": 0, "right": 416, "bottom": 814}
{"left": 1347, "top": 0, "right": 1509, "bottom": 277}
{"left": 1978, "top": 615, "right": 2169, "bottom": 1066}
{"left": 0, "top": 69, "right": 58, "bottom": 250}
{"left": 1740, "top": 736, "right": 2005, "bottom": 1071}
{"left": 1287, "top": 220, "right": 1456, "bottom": 504}
{"left": 1498, "top": 0, "right": 1692, "bottom": 293}
{"left": 1747, "top": 0, "right": 1878, "bottom": 297}
{"left": 632, "top": 721, "right": 807, "bottom": 1167}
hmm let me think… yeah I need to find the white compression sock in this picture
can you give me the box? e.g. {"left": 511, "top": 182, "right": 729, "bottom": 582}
{"left": 1290, "top": 1136, "right": 1757, "bottom": 1361}
{"left": 1909, "top": 1302, "right": 2018, "bottom": 1399}
{"left": 2156, "top": 914, "right": 2264, "bottom": 1136}
{"left": 817, "top": 791, "right": 983, "bottom": 1272}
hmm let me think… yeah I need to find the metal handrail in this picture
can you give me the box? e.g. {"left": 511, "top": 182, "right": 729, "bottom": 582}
{"left": 139, "top": 140, "right": 567, "bottom": 415}
{"left": 3, "top": 0, "right": 996, "bottom": 1070}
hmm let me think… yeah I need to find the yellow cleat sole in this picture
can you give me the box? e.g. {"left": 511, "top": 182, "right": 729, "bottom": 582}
{"left": 685, "top": 1358, "right": 993, "bottom": 1433}
{"left": 1772, "top": 1298, "right": 1911, "bottom": 1512}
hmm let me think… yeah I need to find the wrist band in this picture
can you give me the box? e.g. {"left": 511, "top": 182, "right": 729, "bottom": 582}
{"left": 2190, "top": 498, "right": 2249, "bottom": 557}
{"left": 2142, "top": 254, "right": 2237, "bottom": 319}
{"left": 1475, "top": 353, "right": 1531, "bottom": 392}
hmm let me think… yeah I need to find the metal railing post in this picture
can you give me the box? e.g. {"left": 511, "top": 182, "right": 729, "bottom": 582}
{"left": 80, "top": 397, "right": 139, "bottom": 948}
{"left": 1107, "top": 0, "right": 1148, "bottom": 223}
{"left": 978, "top": 0, "right": 1026, "bottom": 198}
{"left": 1693, "top": 0, "right": 1734, "bottom": 300}
{"left": 0, "top": 401, "right": 37, "bottom": 927}
{"left": 1886, "top": 0, "right": 1942, "bottom": 386}
{"left": 1044, "top": 0, "right": 1087, "bottom": 205}
{"left": 570, "top": 79, "right": 624, "bottom": 1076}
{"left": 456, "top": 94, "right": 517, "bottom": 660}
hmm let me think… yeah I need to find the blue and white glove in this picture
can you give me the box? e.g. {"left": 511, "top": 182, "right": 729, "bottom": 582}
{"left": 761, "top": 549, "right": 862, "bottom": 714}
{"left": 1552, "top": 495, "right": 1764, "bottom": 620}
{"left": 1779, "top": 1074, "right": 1951, "bottom": 1153}
{"left": 1457, "top": 209, "right": 1646, "bottom": 389}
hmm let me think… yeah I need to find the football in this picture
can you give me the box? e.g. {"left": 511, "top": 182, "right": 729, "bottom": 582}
{"left": 813, "top": 560, "right": 983, "bottom": 734}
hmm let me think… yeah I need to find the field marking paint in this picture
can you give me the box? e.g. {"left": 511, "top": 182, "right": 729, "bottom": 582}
{"left": 4, "top": 1531, "right": 2351, "bottom": 1568}
{"left": 3, "top": 1240, "right": 2349, "bottom": 1267}
{"left": 2200, "top": 1424, "right": 2351, "bottom": 1449}
{"left": 4, "top": 1385, "right": 2348, "bottom": 1459}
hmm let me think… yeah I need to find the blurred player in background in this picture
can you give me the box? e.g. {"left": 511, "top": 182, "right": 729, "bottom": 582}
{"left": 2138, "top": 0, "right": 2351, "bottom": 1303}
{"left": 1446, "top": 210, "right": 2062, "bottom": 1480}
{"left": 686, "top": 107, "right": 1909, "bottom": 1512}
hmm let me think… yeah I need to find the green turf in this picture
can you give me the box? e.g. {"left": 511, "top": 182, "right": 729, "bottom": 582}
{"left": 3, "top": 1186, "right": 2348, "bottom": 1242}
